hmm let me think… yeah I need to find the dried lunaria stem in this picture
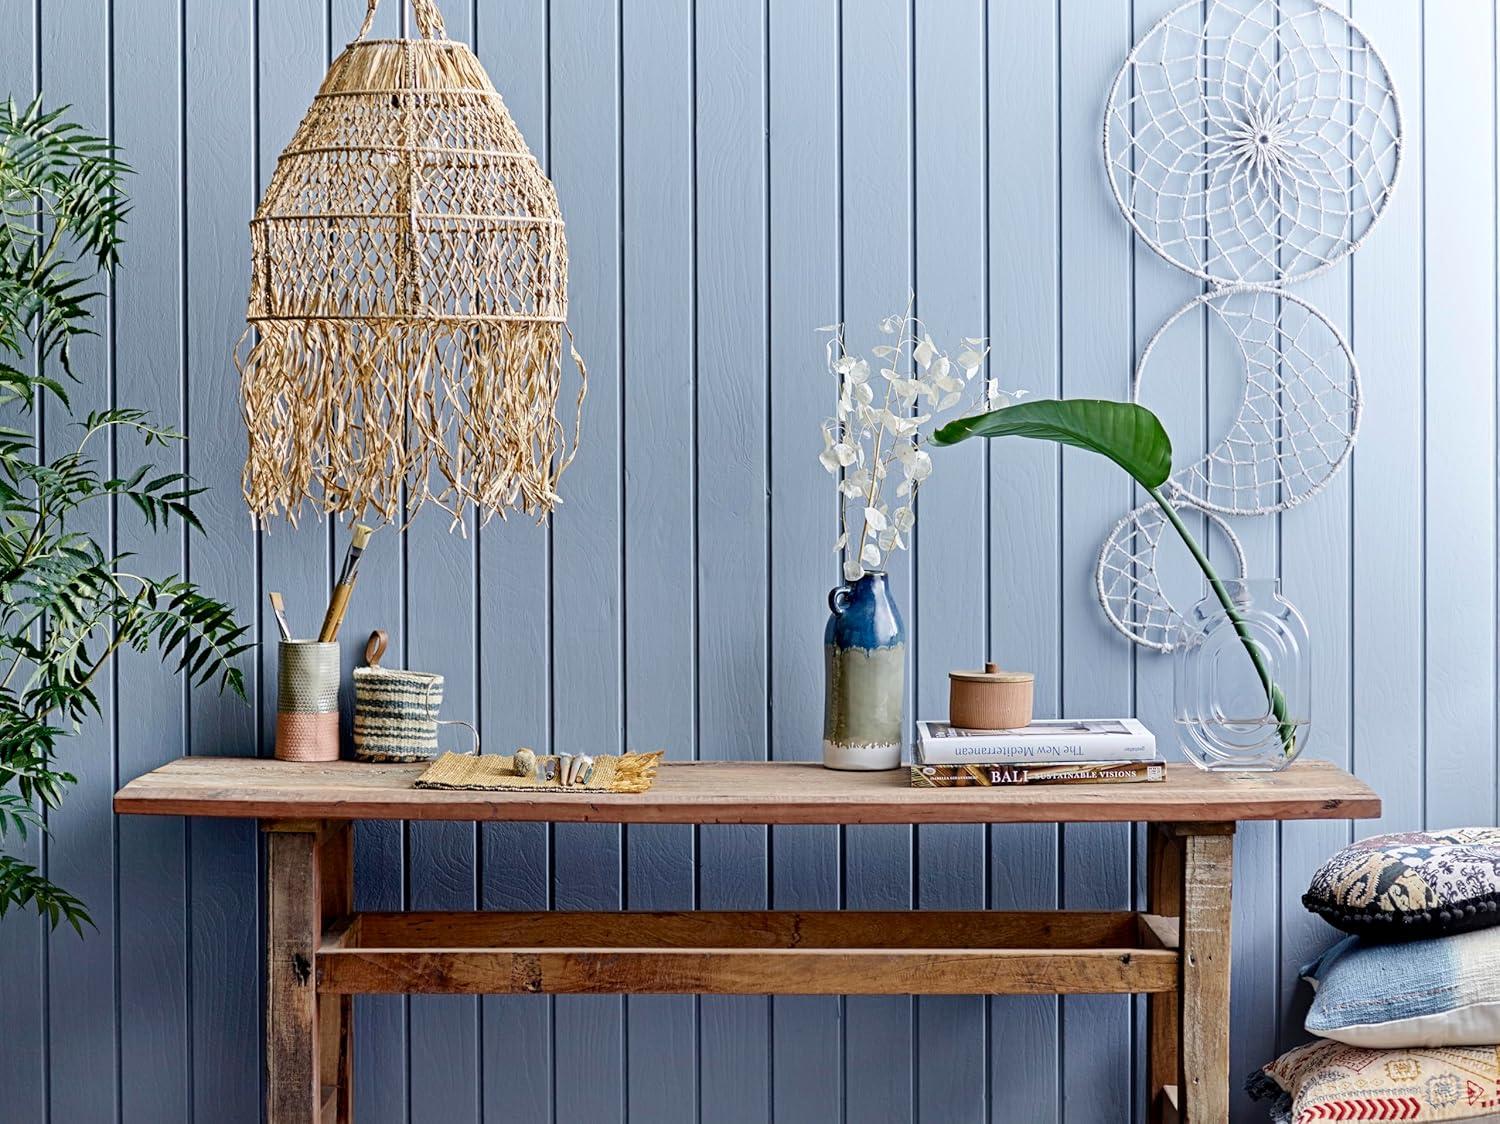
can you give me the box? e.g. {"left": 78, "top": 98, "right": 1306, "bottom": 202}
{"left": 818, "top": 305, "right": 1023, "bottom": 582}
{"left": 238, "top": 5, "right": 586, "bottom": 531}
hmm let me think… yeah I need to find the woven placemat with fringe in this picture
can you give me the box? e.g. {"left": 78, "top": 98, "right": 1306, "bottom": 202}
{"left": 415, "top": 751, "right": 664, "bottom": 795}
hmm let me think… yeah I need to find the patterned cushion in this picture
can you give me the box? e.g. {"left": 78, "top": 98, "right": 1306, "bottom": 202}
{"left": 1303, "top": 829, "right": 1500, "bottom": 940}
{"left": 1248, "top": 1039, "right": 1500, "bottom": 1123}
{"left": 1303, "top": 929, "right": 1500, "bottom": 1048}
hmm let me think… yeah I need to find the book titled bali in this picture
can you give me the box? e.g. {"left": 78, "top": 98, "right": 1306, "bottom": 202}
{"left": 911, "top": 761, "right": 1166, "bottom": 787}
{"left": 914, "top": 718, "right": 1156, "bottom": 764}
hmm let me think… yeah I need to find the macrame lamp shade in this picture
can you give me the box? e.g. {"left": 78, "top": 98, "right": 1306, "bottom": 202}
{"left": 238, "top": 0, "right": 584, "bottom": 527}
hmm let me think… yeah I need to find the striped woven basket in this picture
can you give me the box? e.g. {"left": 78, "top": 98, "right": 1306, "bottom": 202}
{"left": 353, "top": 665, "right": 446, "bottom": 762}
{"left": 353, "top": 630, "right": 476, "bottom": 762}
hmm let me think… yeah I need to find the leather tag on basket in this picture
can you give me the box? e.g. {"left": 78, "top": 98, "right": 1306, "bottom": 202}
{"left": 415, "top": 751, "right": 664, "bottom": 794}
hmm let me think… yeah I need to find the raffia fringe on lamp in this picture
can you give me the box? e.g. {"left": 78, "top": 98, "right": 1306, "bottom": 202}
{"left": 237, "top": 0, "right": 585, "bottom": 528}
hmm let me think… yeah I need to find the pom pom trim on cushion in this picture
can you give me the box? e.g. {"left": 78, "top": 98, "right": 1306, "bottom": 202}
{"left": 1303, "top": 891, "right": 1500, "bottom": 941}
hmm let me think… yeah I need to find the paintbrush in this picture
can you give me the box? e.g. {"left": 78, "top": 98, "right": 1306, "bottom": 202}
{"left": 317, "top": 523, "right": 374, "bottom": 643}
{"left": 268, "top": 591, "right": 294, "bottom": 643}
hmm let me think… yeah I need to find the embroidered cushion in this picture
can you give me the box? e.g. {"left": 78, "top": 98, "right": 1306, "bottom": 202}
{"left": 1303, "top": 829, "right": 1500, "bottom": 940}
{"left": 1248, "top": 1039, "right": 1500, "bottom": 1123}
{"left": 1303, "top": 929, "right": 1500, "bottom": 1048}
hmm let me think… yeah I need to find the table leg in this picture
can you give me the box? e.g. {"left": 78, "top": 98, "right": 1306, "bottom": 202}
{"left": 267, "top": 821, "right": 352, "bottom": 1123}
{"left": 1147, "top": 824, "right": 1184, "bottom": 1122}
{"left": 319, "top": 823, "right": 354, "bottom": 1122}
{"left": 1177, "top": 824, "right": 1234, "bottom": 1124}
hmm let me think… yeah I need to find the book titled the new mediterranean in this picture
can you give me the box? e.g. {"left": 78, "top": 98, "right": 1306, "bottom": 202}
{"left": 911, "top": 761, "right": 1166, "bottom": 787}
{"left": 914, "top": 718, "right": 1156, "bottom": 764}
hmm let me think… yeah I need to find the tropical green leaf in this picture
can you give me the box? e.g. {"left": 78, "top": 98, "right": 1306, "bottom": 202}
{"left": 0, "top": 855, "right": 93, "bottom": 935}
{"left": 931, "top": 395, "right": 1298, "bottom": 757}
{"left": 931, "top": 397, "right": 1174, "bottom": 489}
{"left": 0, "top": 790, "right": 42, "bottom": 839}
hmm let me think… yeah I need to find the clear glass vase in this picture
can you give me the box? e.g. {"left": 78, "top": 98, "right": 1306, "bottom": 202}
{"left": 1173, "top": 579, "right": 1310, "bottom": 771}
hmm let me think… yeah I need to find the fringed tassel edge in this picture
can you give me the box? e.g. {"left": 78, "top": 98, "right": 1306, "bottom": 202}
{"left": 610, "top": 751, "right": 665, "bottom": 794}
{"left": 1244, "top": 1067, "right": 1292, "bottom": 1123}
{"left": 237, "top": 317, "right": 587, "bottom": 529}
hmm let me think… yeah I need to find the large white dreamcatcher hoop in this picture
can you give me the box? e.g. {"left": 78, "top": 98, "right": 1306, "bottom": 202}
{"left": 1103, "top": 0, "right": 1402, "bottom": 287}
{"left": 1091, "top": 0, "right": 1399, "bottom": 650}
{"left": 1137, "top": 285, "right": 1361, "bottom": 517}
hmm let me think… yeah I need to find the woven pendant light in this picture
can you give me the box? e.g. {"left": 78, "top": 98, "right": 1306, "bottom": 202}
{"left": 238, "top": 0, "right": 585, "bottom": 527}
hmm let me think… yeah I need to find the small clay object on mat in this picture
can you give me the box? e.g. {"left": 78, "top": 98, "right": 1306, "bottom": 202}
{"left": 513, "top": 748, "right": 537, "bottom": 777}
{"left": 576, "top": 756, "right": 594, "bottom": 785}
{"left": 416, "top": 750, "right": 664, "bottom": 795}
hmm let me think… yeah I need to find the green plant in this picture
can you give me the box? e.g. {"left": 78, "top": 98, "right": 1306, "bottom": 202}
{"left": 1, "top": 96, "right": 251, "bottom": 934}
{"left": 933, "top": 397, "right": 1296, "bottom": 757}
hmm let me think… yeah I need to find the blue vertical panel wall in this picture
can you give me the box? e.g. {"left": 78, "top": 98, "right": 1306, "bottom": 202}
{"left": 766, "top": 5, "right": 843, "bottom": 1123}
{"left": 621, "top": 1, "right": 697, "bottom": 1120}
{"left": 839, "top": 3, "right": 916, "bottom": 1119}
{"left": 115, "top": 1, "right": 191, "bottom": 1119}
{"left": 549, "top": 1, "right": 626, "bottom": 1120}
{"left": 0, "top": 1, "right": 1494, "bottom": 1121}
{"left": 695, "top": 6, "right": 772, "bottom": 1119}
{"left": 475, "top": 6, "right": 554, "bottom": 1118}
{"left": 1278, "top": 0, "right": 1356, "bottom": 1068}
{"left": 987, "top": 3, "right": 1064, "bottom": 1119}
{"left": 182, "top": 0, "right": 263, "bottom": 1117}
{"left": 1058, "top": 2, "right": 1135, "bottom": 1120}
{"left": 1424, "top": 0, "right": 1498, "bottom": 835}
{"left": 402, "top": 2, "right": 483, "bottom": 1113}
{"left": 913, "top": 1, "right": 988, "bottom": 1119}
{"left": 1351, "top": 0, "right": 1423, "bottom": 847}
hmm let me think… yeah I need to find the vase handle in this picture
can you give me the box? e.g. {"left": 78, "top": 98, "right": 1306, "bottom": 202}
{"left": 828, "top": 584, "right": 853, "bottom": 616}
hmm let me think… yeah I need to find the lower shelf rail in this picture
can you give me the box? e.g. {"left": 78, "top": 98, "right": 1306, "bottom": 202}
{"left": 315, "top": 909, "right": 1180, "bottom": 996}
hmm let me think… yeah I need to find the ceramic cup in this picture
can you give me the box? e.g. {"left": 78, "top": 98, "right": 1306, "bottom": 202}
{"left": 275, "top": 640, "right": 341, "bottom": 762}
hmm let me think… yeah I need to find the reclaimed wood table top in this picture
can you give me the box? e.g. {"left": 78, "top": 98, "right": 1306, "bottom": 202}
{"left": 114, "top": 756, "right": 1379, "bottom": 825}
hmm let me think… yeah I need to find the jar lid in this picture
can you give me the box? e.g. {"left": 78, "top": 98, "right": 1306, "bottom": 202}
{"left": 949, "top": 662, "right": 1034, "bottom": 684}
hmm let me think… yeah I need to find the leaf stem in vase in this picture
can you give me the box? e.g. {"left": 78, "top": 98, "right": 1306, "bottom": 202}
{"left": 1147, "top": 485, "right": 1297, "bottom": 758}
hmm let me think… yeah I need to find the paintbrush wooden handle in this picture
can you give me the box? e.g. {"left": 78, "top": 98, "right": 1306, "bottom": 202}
{"left": 318, "top": 584, "right": 354, "bottom": 643}
{"left": 318, "top": 524, "right": 375, "bottom": 643}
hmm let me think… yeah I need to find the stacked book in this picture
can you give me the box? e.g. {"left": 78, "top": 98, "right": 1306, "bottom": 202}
{"left": 910, "top": 718, "right": 1163, "bottom": 787}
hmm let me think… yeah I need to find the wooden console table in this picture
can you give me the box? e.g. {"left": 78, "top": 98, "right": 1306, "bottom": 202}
{"left": 114, "top": 757, "right": 1379, "bottom": 1124}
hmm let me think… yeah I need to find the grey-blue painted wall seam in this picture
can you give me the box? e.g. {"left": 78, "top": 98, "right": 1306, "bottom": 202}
{"left": 176, "top": 0, "right": 194, "bottom": 1111}
{"left": 105, "top": 0, "right": 123, "bottom": 1115}
{"left": 1493, "top": 0, "right": 1499, "bottom": 835}
{"left": 1053, "top": 3, "right": 1065, "bottom": 1114}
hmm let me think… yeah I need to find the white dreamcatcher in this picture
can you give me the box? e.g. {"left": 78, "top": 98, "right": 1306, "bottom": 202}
{"left": 1093, "top": 0, "right": 1400, "bottom": 651}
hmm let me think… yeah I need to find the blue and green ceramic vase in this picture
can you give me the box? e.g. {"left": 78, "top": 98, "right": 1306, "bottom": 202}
{"left": 823, "top": 571, "right": 906, "bottom": 770}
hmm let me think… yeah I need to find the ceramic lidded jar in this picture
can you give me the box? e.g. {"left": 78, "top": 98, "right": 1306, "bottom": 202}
{"left": 822, "top": 572, "right": 906, "bottom": 770}
{"left": 948, "top": 663, "right": 1035, "bottom": 730}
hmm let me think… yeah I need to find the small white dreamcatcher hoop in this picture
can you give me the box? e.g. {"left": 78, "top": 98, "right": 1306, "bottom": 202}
{"left": 1103, "top": 0, "right": 1402, "bottom": 287}
{"left": 1095, "top": 495, "right": 1248, "bottom": 653}
{"left": 1135, "top": 285, "right": 1361, "bottom": 517}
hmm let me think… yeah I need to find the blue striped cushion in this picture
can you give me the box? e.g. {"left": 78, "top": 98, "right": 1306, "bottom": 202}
{"left": 1303, "top": 927, "right": 1500, "bottom": 1048}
